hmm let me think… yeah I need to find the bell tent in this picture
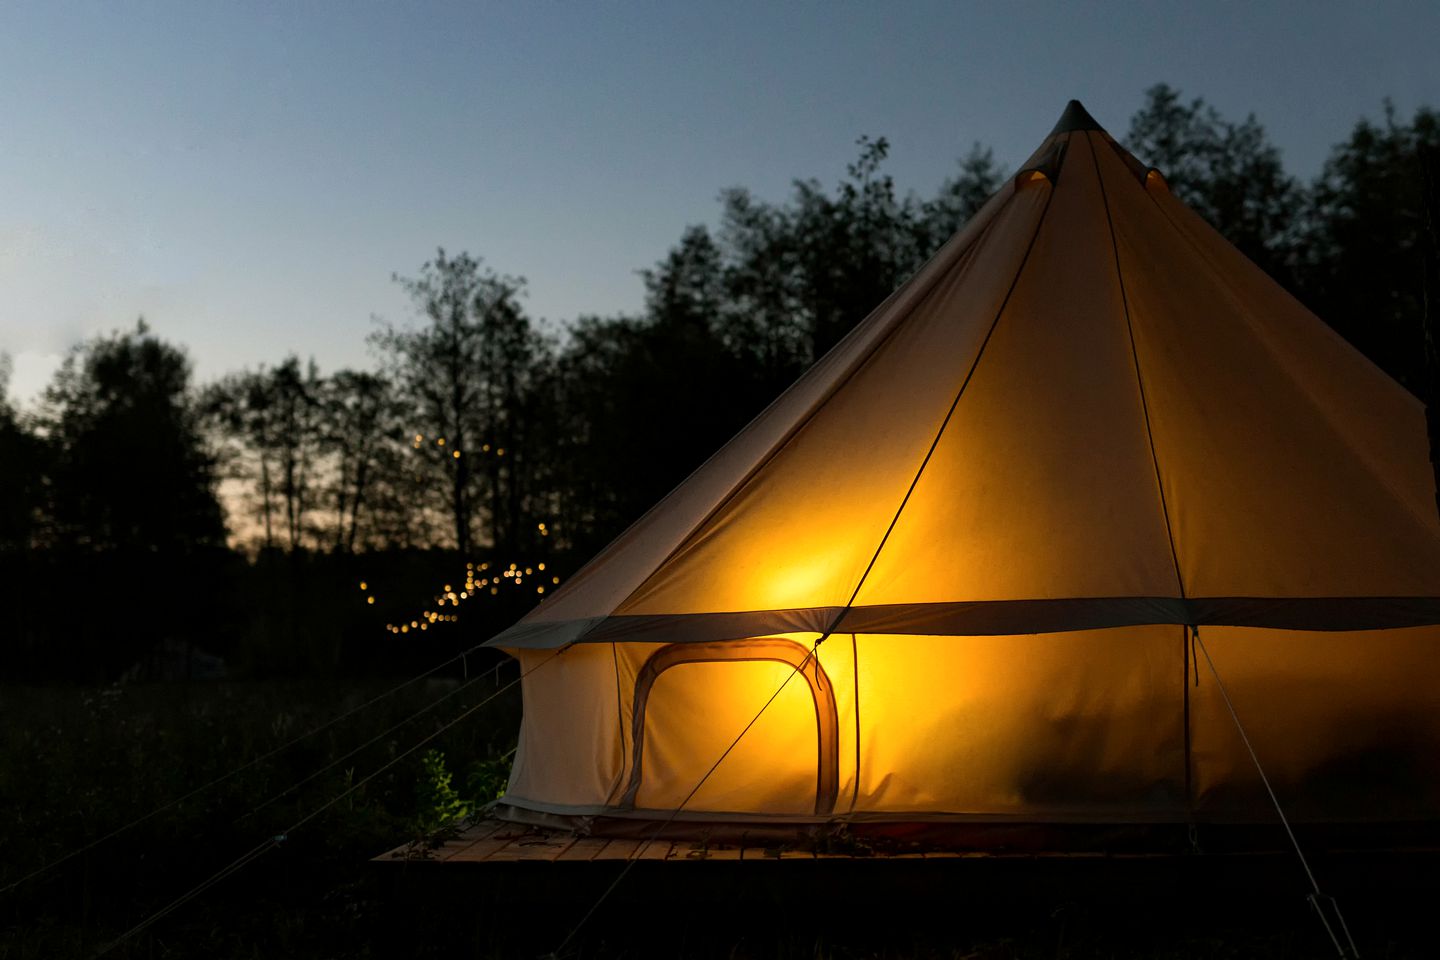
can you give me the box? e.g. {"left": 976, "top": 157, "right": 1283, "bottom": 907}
{"left": 487, "top": 101, "right": 1440, "bottom": 839}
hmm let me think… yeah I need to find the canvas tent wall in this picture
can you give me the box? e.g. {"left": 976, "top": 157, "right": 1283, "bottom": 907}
{"left": 488, "top": 101, "right": 1440, "bottom": 831}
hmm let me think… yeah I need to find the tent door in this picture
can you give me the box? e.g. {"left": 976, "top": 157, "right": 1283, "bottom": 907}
{"left": 618, "top": 638, "right": 839, "bottom": 816}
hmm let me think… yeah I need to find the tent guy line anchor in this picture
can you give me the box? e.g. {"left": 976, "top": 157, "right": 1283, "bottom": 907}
{"left": 1190, "top": 626, "right": 1360, "bottom": 959}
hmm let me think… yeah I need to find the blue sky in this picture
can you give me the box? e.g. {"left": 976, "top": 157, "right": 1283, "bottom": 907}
{"left": 3, "top": 1, "right": 1438, "bottom": 403}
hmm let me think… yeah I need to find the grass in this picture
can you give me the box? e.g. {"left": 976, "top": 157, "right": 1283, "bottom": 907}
{"left": 1, "top": 676, "right": 1431, "bottom": 959}
{"left": 0, "top": 672, "right": 518, "bottom": 958}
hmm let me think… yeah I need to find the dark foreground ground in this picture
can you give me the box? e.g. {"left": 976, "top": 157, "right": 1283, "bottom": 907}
{"left": 379, "top": 835, "right": 1436, "bottom": 959}
{"left": 2, "top": 680, "right": 1434, "bottom": 958}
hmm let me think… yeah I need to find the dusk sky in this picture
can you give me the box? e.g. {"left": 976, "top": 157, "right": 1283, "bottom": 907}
{"left": 3, "top": 0, "right": 1438, "bottom": 403}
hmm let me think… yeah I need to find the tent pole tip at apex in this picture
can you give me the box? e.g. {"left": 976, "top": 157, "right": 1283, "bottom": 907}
{"left": 1049, "top": 99, "right": 1105, "bottom": 136}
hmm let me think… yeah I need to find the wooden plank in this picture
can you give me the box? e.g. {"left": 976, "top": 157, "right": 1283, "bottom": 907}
{"left": 378, "top": 821, "right": 1061, "bottom": 866}
{"left": 375, "top": 840, "right": 426, "bottom": 862}
{"left": 543, "top": 835, "right": 581, "bottom": 861}
{"left": 673, "top": 841, "right": 740, "bottom": 861}
{"left": 636, "top": 839, "right": 674, "bottom": 861}
{"left": 440, "top": 820, "right": 509, "bottom": 861}
{"left": 594, "top": 838, "right": 644, "bottom": 861}
{"left": 669, "top": 840, "right": 706, "bottom": 861}
{"left": 484, "top": 833, "right": 576, "bottom": 863}
{"left": 431, "top": 841, "right": 471, "bottom": 861}
{"left": 447, "top": 827, "right": 533, "bottom": 863}
{"left": 703, "top": 845, "right": 742, "bottom": 861}
{"left": 373, "top": 819, "right": 516, "bottom": 863}
{"left": 740, "top": 843, "right": 784, "bottom": 861}
{"left": 555, "top": 836, "right": 613, "bottom": 862}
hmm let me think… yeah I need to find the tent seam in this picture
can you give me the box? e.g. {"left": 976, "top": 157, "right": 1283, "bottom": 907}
{"left": 849, "top": 633, "right": 861, "bottom": 815}
{"left": 1087, "top": 131, "right": 1190, "bottom": 602}
{"left": 827, "top": 168, "right": 1061, "bottom": 626}
{"left": 603, "top": 641, "right": 628, "bottom": 806}
{"left": 1088, "top": 132, "right": 1196, "bottom": 825}
{"left": 594, "top": 195, "right": 1018, "bottom": 629}
{"left": 1139, "top": 180, "right": 1438, "bottom": 539}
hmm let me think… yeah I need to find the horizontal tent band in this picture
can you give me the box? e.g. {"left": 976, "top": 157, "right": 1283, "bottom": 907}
{"left": 487, "top": 595, "right": 1440, "bottom": 649}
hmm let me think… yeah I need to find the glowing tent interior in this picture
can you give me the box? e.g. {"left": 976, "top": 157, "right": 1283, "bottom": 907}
{"left": 487, "top": 101, "right": 1440, "bottom": 837}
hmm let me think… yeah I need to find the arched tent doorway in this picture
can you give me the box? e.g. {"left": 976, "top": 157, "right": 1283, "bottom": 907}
{"left": 619, "top": 638, "right": 839, "bottom": 816}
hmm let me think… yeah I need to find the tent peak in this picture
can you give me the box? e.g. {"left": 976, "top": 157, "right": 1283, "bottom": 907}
{"left": 1049, "top": 99, "right": 1104, "bottom": 136}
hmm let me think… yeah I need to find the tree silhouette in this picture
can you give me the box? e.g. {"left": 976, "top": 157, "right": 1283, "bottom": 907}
{"left": 40, "top": 320, "right": 224, "bottom": 553}
{"left": 1125, "top": 83, "right": 1300, "bottom": 284}
{"left": 321, "top": 369, "right": 405, "bottom": 553}
{"left": 372, "top": 250, "right": 544, "bottom": 556}
{"left": 0, "top": 354, "right": 44, "bottom": 554}
{"left": 1297, "top": 102, "right": 1440, "bottom": 393}
{"left": 203, "top": 357, "right": 326, "bottom": 552}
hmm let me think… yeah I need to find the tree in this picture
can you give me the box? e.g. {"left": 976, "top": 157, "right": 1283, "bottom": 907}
{"left": 320, "top": 369, "right": 405, "bottom": 553}
{"left": 1126, "top": 83, "right": 1301, "bottom": 283}
{"left": 203, "top": 356, "right": 326, "bottom": 552}
{"left": 545, "top": 249, "right": 749, "bottom": 549}
{"left": 39, "top": 320, "right": 225, "bottom": 552}
{"left": 1422, "top": 129, "right": 1440, "bottom": 517}
{"left": 543, "top": 135, "right": 1006, "bottom": 551}
{"left": 789, "top": 135, "right": 919, "bottom": 360}
{"left": 1297, "top": 102, "right": 1440, "bottom": 393}
{"left": 372, "top": 250, "right": 544, "bottom": 556}
{"left": 915, "top": 143, "right": 1005, "bottom": 257}
{"left": 268, "top": 357, "right": 325, "bottom": 550}
{"left": 0, "top": 354, "right": 45, "bottom": 553}
{"left": 203, "top": 369, "right": 279, "bottom": 550}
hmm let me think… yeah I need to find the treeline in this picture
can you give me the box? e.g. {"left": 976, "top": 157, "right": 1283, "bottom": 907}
{"left": 2, "top": 84, "right": 1437, "bottom": 680}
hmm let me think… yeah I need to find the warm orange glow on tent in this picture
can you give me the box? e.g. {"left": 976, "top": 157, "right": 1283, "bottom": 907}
{"left": 488, "top": 100, "right": 1440, "bottom": 837}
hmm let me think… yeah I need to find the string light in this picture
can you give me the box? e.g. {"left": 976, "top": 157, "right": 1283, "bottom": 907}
{"left": 371, "top": 554, "right": 563, "bottom": 641}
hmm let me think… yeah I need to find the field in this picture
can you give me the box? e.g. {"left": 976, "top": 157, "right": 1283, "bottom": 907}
{"left": 0, "top": 672, "right": 516, "bottom": 958}
{"left": 2, "top": 677, "right": 1432, "bottom": 959}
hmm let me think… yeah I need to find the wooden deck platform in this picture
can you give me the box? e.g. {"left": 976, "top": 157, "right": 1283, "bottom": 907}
{"left": 368, "top": 818, "right": 1440, "bottom": 958}
{"left": 375, "top": 817, "right": 1028, "bottom": 866}
{"left": 372, "top": 816, "right": 1440, "bottom": 955}
{"left": 375, "top": 816, "right": 1440, "bottom": 871}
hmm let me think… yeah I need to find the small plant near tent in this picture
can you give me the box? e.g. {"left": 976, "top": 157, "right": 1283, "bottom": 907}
{"left": 413, "top": 749, "right": 470, "bottom": 836}
{"left": 464, "top": 754, "right": 513, "bottom": 804}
